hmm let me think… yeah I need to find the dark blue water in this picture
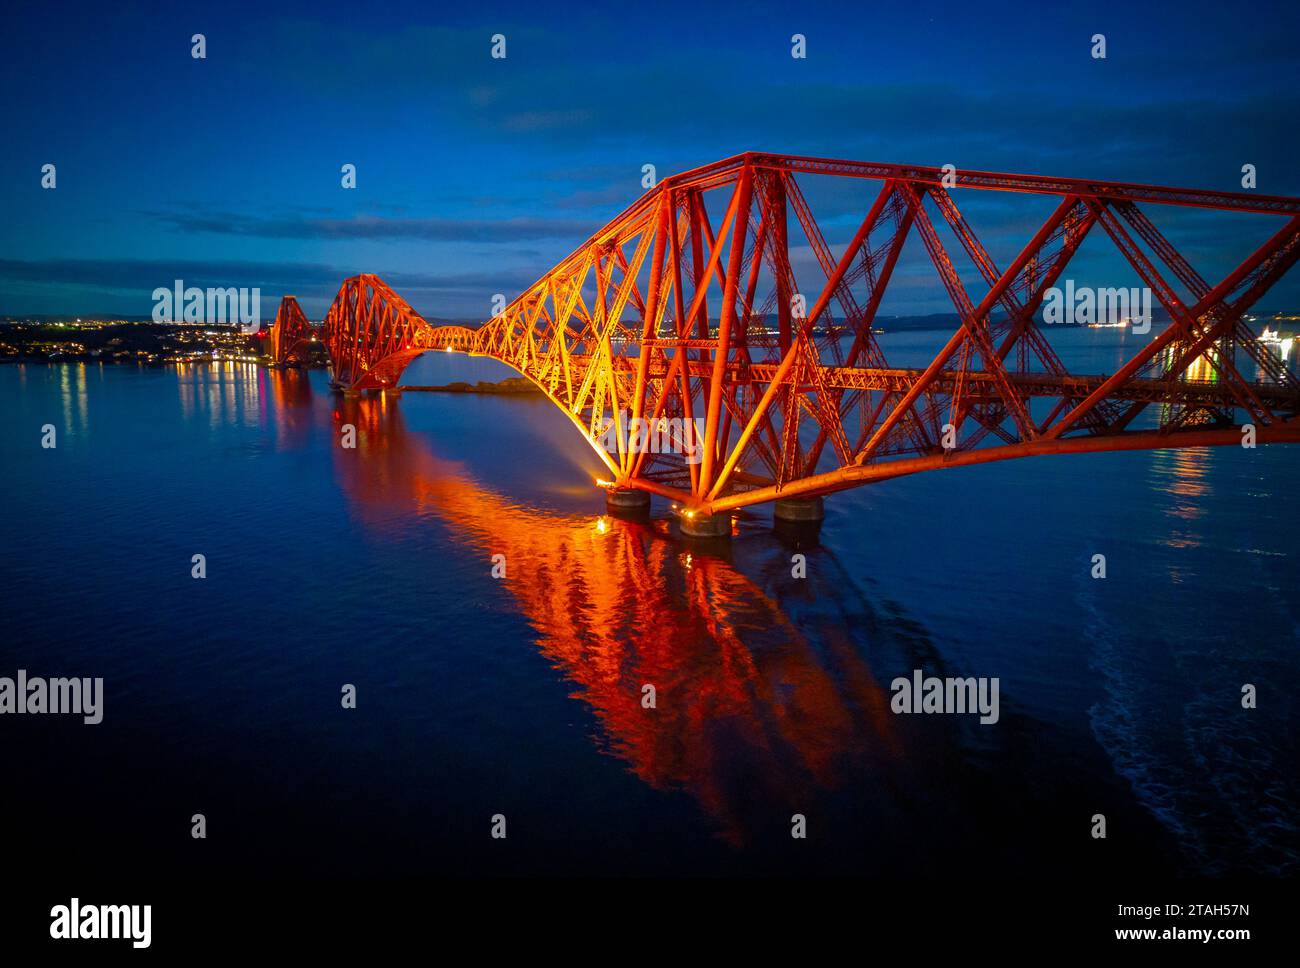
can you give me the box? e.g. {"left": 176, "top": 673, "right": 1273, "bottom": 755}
{"left": 3, "top": 327, "right": 1298, "bottom": 878}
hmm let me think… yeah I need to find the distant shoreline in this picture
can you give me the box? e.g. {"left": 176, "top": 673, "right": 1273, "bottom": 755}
{"left": 399, "top": 378, "right": 542, "bottom": 395}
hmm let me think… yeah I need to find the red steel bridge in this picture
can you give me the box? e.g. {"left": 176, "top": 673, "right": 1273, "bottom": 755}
{"left": 267, "top": 152, "right": 1300, "bottom": 530}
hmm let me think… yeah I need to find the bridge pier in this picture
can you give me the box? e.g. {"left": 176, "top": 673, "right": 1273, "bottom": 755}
{"left": 605, "top": 488, "right": 650, "bottom": 518}
{"left": 773, "top": 497, "right": 824, "bottom": 547}
{"left": 773, "top": 497, "right": 825, "bottom": 524}
{"left": 677, "top": 510, "right": 732, "bottom": 540}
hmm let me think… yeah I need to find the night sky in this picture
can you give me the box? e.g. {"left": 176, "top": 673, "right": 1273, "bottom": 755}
{"left": 3, "top": 0, "right": 1298, "bottom": 320}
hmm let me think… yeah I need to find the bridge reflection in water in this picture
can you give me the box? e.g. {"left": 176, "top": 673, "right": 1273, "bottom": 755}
{"left": 258, "top": 368, "right": 1193, "bottom": 874}
{"left": 264, "top": 370, "right": 929, "bottom": 846}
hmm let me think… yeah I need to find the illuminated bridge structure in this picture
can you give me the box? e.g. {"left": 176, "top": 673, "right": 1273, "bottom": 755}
{"left": 267, "top": 295, "right": 316, "bottom": 366}
{"left": 267, "top": 153, "right": 1300, "bottom": 532}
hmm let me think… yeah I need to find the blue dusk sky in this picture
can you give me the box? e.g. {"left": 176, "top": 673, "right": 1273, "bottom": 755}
{"left": 2, "top": 0, "right": 1298, "bottom": 320}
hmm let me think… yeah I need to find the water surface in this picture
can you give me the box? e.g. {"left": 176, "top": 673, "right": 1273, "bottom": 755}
{"left": 2, "top": 328, "right": 1297, "bottom": 877}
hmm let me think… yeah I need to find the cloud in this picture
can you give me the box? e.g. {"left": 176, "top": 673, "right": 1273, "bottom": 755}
{"left": 145, "top": 210, "right": 595, "bottom": 243}
{"left": 0, "top": 257, "right": 540, "bottom": 319}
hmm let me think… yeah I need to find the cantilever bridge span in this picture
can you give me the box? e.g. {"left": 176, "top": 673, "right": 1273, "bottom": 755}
{"left": 267, "top": 152, "right": 1300, "bottom": 527}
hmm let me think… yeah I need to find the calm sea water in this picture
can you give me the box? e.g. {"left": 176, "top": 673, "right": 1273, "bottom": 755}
{"left": 2, "top": 326, "right": 1298, "bottom": 878}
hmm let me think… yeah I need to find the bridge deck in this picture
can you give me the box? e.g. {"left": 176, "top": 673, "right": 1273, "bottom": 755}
{"left": 592, "top": 355, "right": 1300, "bottom": 411}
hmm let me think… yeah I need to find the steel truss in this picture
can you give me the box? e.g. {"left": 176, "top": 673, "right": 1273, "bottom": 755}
{"left": 266, "top": 153, "right": 1300, "bottom": 514}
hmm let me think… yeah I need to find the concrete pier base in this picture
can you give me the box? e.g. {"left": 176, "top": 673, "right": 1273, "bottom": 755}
{"left": 605, "top": 488, "right": 651, "bottom": 517}
{"left": 341, "top": 388, "right": 362, "bottom": 398}
{"left": 773, "top": 497, "right": 824, "bottom": 547}
{"left": 678, "top": 510, "right": 732, "bottom": 539}
{"left": 773, "top": 496, "right": 825, "bottom": 524}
